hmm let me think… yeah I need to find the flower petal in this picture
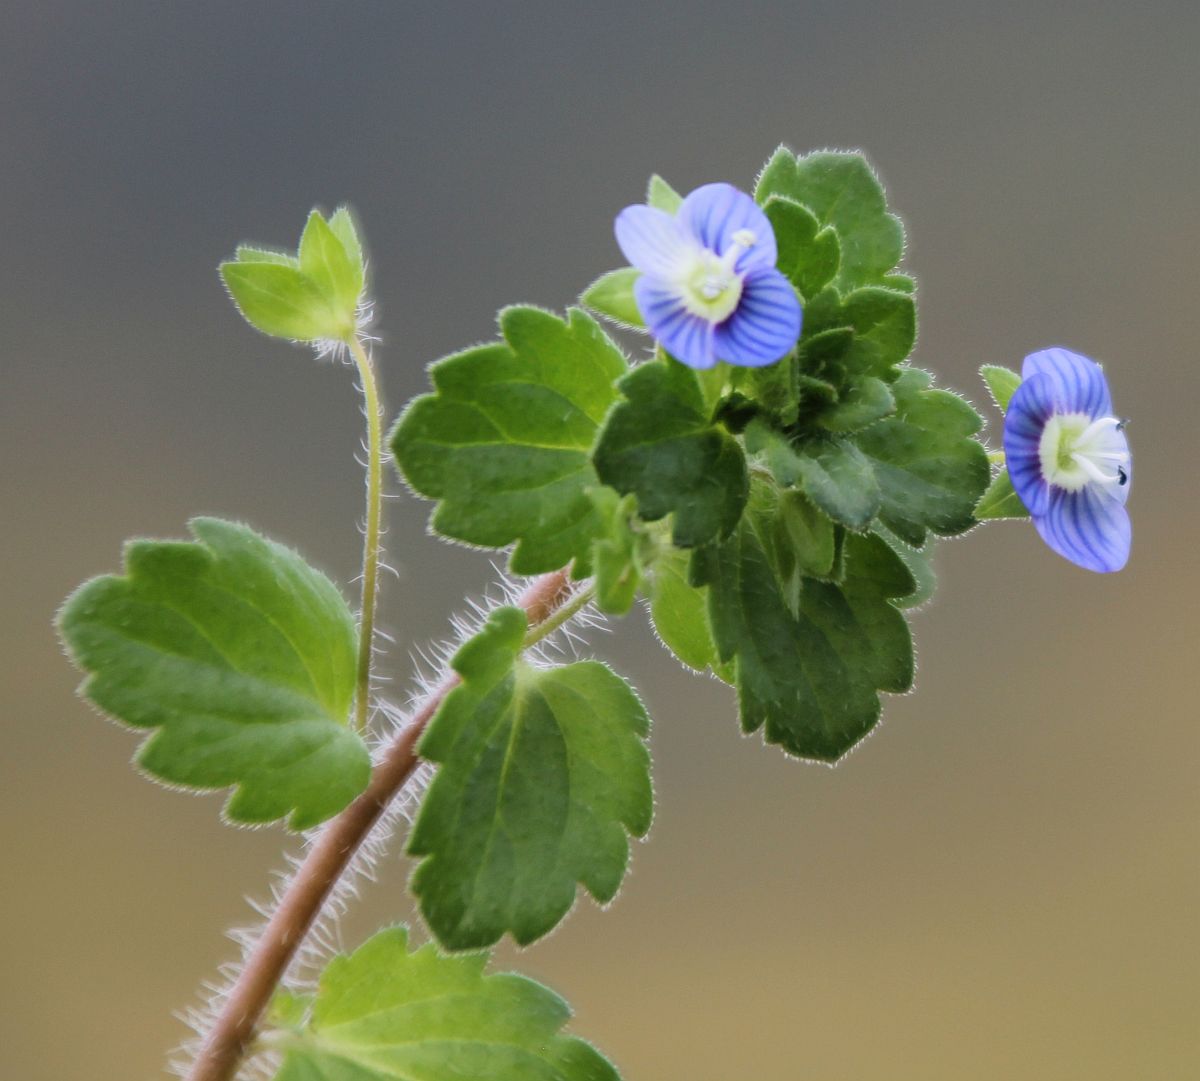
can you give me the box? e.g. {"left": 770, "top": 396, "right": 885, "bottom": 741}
{"left": 678, "top": 183, "right": 777, "bottom": 273}
{"left": 1022, "top": 347, "right": 1112, "bottom": 418}
{"left": 614, "top": 205, "right": 697, "bottom": 278}
{"left": 634, "top": 275, "right": 717, "bottom": 369}
{"left": 1034, "top": 485, "right": 1130, "bottom": 573}
{"left": 713, "top": 268, "right": 802, "bottom": 368}
{"left": 1002, "top": 372, "right": 1055, "bottom": 517}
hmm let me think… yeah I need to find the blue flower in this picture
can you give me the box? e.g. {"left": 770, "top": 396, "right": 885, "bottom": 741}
{"left": 1004, "top": 348, "right": 1131, "bottom": 572}
{"left": 614, "top": 183, "right": 802, "bottom": 370}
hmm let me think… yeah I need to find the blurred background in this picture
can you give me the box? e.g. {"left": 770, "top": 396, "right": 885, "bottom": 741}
{"left": 2, "top": 2, "right": 1196, "bottom": 1078}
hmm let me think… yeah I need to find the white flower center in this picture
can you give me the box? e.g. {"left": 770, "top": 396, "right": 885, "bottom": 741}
{"left": 677, "top": 230, "right": 756, "bottom": 323}
{"left": 1038, "top": 412, "right": 1130, "bottom": 492}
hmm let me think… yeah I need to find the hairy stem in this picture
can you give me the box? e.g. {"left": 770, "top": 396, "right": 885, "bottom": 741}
{"left": 185, "top": 569, "right": 576, "bottom": 1081}
{"left": 348, "top": 335, "right": 383, "bottom": 734}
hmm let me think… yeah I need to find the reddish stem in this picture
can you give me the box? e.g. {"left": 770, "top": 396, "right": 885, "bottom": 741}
{"left": 186, "top": 570, "right": 573, "bottom": 1081}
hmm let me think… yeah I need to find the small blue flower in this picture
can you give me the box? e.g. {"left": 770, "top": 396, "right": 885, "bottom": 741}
{"left": 1004, "top": 348, "right": 1131, "bottom": 572}
{"left": 614, "top": 182, "right": 802, "bottom": 370}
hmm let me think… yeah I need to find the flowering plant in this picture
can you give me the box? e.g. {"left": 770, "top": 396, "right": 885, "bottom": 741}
{"left": 57, "top": 146, "right": 1128, "bottom": 1081}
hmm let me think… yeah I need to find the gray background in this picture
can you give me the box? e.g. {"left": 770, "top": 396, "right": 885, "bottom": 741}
{"left": 3, "top": 3, "right": 1197, "bottom": 1078}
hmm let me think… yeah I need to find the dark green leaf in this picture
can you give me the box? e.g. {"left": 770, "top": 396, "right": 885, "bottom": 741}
{"left": 756, "top": 148, "right": 905, "bottom": 290}
{"left": 588, "top": 488, "right": 645, "bottom": 615}
{"left": 980, "top": 364, "right": 1022, "bottom": 413}
{"left": 390, "top": 307, "right": 627, "bottom": 577}
{"left": 409, "top": 608, "right": 652, "bottom": 949}
{"left": 974, "top": 468, "right": 1030, "bottom": 519}
{"left": 594, "top": 359, "right": 748, "bottom": 547}
{"left": 57, "top": 518, "right": 368, "bottom": 829}
{"left": 854, "top": 368, "right": 990, "bottom": 545}
{"left": 272, "top": 927, "right": 619, "bottom": 1081}
{"left": 875, "top": 524, "right": 937, "bottom": 609}
{"left": 696, "top": 496, "right": 914, "bottom": 761}
{"left": 746, "top": 420, "right": 881, "bottom": 530}
{"left": 763, "top": 195, "right": 840, "bottom": 300}
{"left": 837, "top": 286, "right": 916, "bottom": 378}
{"left": 581, "top": 267, "right": 644, "bottom": 329}
{"left": 817, "top": 376, "right": 895, "bottom": 433}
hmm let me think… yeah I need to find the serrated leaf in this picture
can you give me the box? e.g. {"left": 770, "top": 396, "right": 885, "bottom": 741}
{"left": 409, "top": 607, "right": 652, "bottom": 949}
{"left": 390, "top": 307, "right": 627, "bottom": 577}
{"left": 696, "top": 494, "right": 914, "bottom": 761}
{"left": 647, "top": 546, "right": 723, "bottom": 675}
{"left": 974, "top": 468, "right": 1030, "bottom": 520}
{"left": 817, "top": 375, "right": 895, "bottom": 433}
{"left": 220, "top": 261, "right": 345, "bottom": 342}
{"left": 57, "top": 518, "right": 368, "bottom": 829}
{"left": 853, "top": 367, "right": 990, "bottom": 545}
{"left": 756, "top": 148, "right": 905, "bottom": 290}
{"left": 763, "top": 195, "right": 840, "bottom": 300}
{"left": 980, "top": 364, "right": 1022, "bottom": 413}
{"left": 746, "top": 419, "right": 881, "bottom": 530}
{"left": 646, "top": 173, "right": 682, "bottom": 212}
{"left": 588, "top": 487, "right": 645, "bottom": 615}
{"left": 581, "top": 267, "right": 644, "bottom": 328}
{"left": 272, "top": 927, "right": 619, "bottom": 1081}
{"left": 593, "top": 358, "right": 748, "bottom": 547}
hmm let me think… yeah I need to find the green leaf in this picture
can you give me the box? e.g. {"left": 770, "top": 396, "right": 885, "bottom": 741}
{"left": 647, "top": 546, "right": 723, "bottom": 675}
{"left": 220, "top": 261, "right": 345, "bottom": 342}
{"left": 882, "top": 272, "right": 916, "bottom": 293}
{"left": 746, "top": 420, "right": 881, "bottom": 530}
{"left": 390, "top": 307, "right": 627, "bottom": 577}
{"left": 817, "top": 376, "right": 895, "bottom": 433}
{"left": 272, "top": 927, "right": 619, "bottom": 1081}
{"left": 646, "top": 173, "right": 682, "bottom": 213}
{"left": 837, "top": 286, "right": 916, "bottom": 378}
{"left": 57, "top": 518, "right": 368, "bottom": 829}
{"left": 581, "top": 267, "right": 644, "bottom": 329}
{"left": 875, "top": 524, "right": 937, "bottom": 609}
{"left": 588, "top": 488, "right": 645, "bottom": 615}
{"left": 980, "top": 364, "right": 1022, "bottom": 413}
{"left": 756, "top": 148, "right": 905, "bottom": 290}
{"left": 775, "top": 490, "right": 839, "bottom": 581}
{"left": 409, "top": 607, "right": 653, "bottom": 949}
{"left": 299, "top": 209, "right": 362, "bottom": 327}
{"left": 222, "top": 208, "right": 365, "bottom": 343}
{"left": 763, "top": 195, "right": 840, "bottom": 300}
{"left": 696, "top": 495, "right": 914, "bottom": 761}
{"left": 593, "top": 359, "right": 748, "bottom": 547}
{"left": 974, "top": 468, "right": 1030, "bottom": 520}
{"left": 853, "top": 367, "right": 989, "bottom": 545}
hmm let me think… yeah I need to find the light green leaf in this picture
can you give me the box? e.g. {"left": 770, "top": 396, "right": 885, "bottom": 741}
{"left": 981, "top": 364, "right": 1022, "bottom": 413}
{"left": 299, "top": 209, "right": 362, "bottom": 329}
{"left": 974, "top": 468, "right": 1030, "bottom": 520}
{"left": 409, "top": 607, "right": 653, "bottom": 949}
{"left": 581, "top": 267, "right": 644, "bottom": 328}
{"left": 817, "top": 375, "right": 895, "bottom": 433}
{"left": 763, "top": 195, "right": 840, "bottom": 300}
{"left": 746, "top": 420, "right": 881, "bottom": 530}
{"left": 882, "top": 272, "right": 916, "bottom": 293}
{"left": 588, "top": 488, "right": 645, "bottom": 615}
{"left": 593, "top": 359, "right": 748, "bottom": 547}
{"left": 647, "top": 546, "right": 723, "bottom": 675}
{"left": 853, "top": 367, "right": 990, "bottom": 545}
{"left": 756, "top": 148, "right": 905, "bottom": 290}
{"left": 390, "top": 307, "right": 628, "bottom": 577}
{"left": 696, "top": 495, "right": 914, "bottom": 761}
{"left": 234, "top": 245, "right": 299, "bottom": 267}
{"left": 57, "top": 518, "right": 368, "bottom": 829}
{"left": 327, "top": 206, "right": 364, "bottom": 273}
{"left": 272, "top": 927, "right": 619, "bottom": 1081}
{"left": 646, "top": 173, "right": 683, "bottom": 213}
{"left": 220, "top": 261, "right": 345, "bottom": 342}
